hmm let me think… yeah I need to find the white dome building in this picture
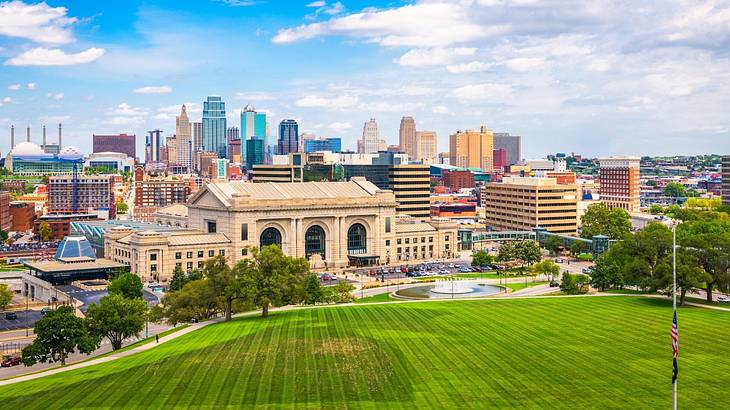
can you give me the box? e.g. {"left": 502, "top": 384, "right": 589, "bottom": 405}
{"left": 9, "top": 141, "right": 45, "bottom": 156}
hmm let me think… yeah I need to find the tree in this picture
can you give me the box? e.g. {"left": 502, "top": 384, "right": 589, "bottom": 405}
{"left": 514, "top": 240, "right": 541, "bottom": 267}
{"left": 543, "top": 236, "right": 563, "bottom": 255}
{"left": 580, "top": 203, "right": 631, "bottom": 240}
{"left": 169, "top": 265, "right": 187, "bottom": 292}
{"left": 0, "top": 283, "right": 13, "bottom": 310}
{"left": 560, "top": 273, "right": 577, "bottom": 294}
{"left": 497, "top": 242, "right": 516, "bottom": 263}
{"left": 21, "top": 306, "right": 100, "bottom": 366}
{"left": 38, "top": 222, "right": 52, "bottom": 242}
{"left": 570, "top": 240, "right": 588, "bottom": 256}
{"left": 649, "top": 205, "right": 664, "bottom": 215}
{"left": 333, "top": 281, "right": 355, "bottom": 303}
{"left": 620, "top": 222, "right": 673, "bottom": 291}
{"left": 116, "top": 203, "right": 129, "bottom": 214}
{"left": 590, "top": 255, "right": 623, "bottom": 291}
{"left": 471, "top": 249, "right": 494, "bottom": 267}
{"left": 204, "top": 255, "right": 243, "bottom": 321}
{"left": 678, "top": 219, "right": 730, "bottom": 302}
{"left": 531, "top": 260, "right": 560, "bottom": 282}
{"left": 159, "top": 279, "right": 221, "bottom": 325}
{"left": 0, "top": 230, "right": 7, "bottom": 242}
{"left": 237, "top": 245, "right": 310, "bottom": 318}
{"left": 86, "top": 294, "right": 148, "bottom": 350}
{"left": 657, "top": 252, "right": 710, "bottom": 306}
{"left": 663, "top": 182, "right": 687, "bottom": 198}
{"left": 108, "top": 272, "right": 143, "bottom": 300}
{"left": 302, "top": 274, "right": 324, "bottom": 305}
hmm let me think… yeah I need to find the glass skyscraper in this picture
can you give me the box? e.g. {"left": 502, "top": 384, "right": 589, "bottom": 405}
{"left": 241, "top": 105, "right": 267, "bottom": 163}
{"left": 277, "top": 119, "right": 299, "bottom": 155}
{"left": 202, "top": 96, "right": 227, "bottom": 158}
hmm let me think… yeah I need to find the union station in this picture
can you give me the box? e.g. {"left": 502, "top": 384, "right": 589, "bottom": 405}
{"left": 105, "top": 178, "right": 457, "bottom": 283}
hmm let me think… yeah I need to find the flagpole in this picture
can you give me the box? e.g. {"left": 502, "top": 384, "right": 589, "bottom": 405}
{"left": 672, "top": 223, "right": 677, "bottom": 410}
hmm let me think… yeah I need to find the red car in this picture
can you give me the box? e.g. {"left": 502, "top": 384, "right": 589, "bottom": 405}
{"left": 1, "top": 355, "right": 22, "bottom": 367}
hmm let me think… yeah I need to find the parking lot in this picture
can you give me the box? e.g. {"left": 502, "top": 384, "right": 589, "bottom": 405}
{"left": 0, "top": 310, "right": 42, "bottom": 331}
{"left": 57, "top": 285, "right": 160, "bottom": 312}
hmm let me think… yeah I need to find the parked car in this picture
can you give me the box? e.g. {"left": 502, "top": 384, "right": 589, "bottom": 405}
{"left": 555, "top": 258, "right": 564, "bottom": 263}
{"left": 1, "top": 355, "right": 21, "bottom": 367}
{"left": 322, "top": 274, "right": 332, "bottom": 281}
{"left": 40, "top": 307, "right": 53, "bottom": 316}
{"left": 4, "top": 311, "right": 17, "bottom": 320}
{"left": 718, "top": 295, "right": 730, "bottom": 303}
{"left": 582, "top": 267, "right": 594, "bottom": 274}
{"left": 549, "top": 281, "right": 560, "bottom": 288}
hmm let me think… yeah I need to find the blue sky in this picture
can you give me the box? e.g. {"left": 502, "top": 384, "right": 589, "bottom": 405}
{"left": 1, "top": 0, "right": 729, "bottom": 159}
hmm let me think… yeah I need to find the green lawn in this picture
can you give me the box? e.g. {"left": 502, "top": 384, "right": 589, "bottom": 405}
{"left": 356, "top": 293, "right": 395, "bottom": 303}
{"left": 1, "top": 297, "right": 729, "bottom": 408}
{"left": 503, "top": 281, "right": 548, "bottom": 292}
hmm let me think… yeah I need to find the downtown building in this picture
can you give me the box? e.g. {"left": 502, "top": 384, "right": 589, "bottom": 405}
{"left": 133, "top": 167, "right": 192, "bottom": 222}
{"left": 598, "top": 157, "right": 641, "bottom": 212}
{"left": 277, "top": 119, "right": 299, "bottom": 155}
{"left": 145, "top": 130, "right": 162, "bottom": 164}
{"left": 359, "top": 118, "right": 380, "bottom": 154}
{"left": 399, "top": 116, "right": 417, "bottom": 160}
{"left": 175, "top": 105, "right": 192, "bottom": 171}
{"left": 482, "top": 177, "right": 578, "bottom": 235}
{"left": 493, "top": 133, "right": 522, "bottom": 166}
{"left": 303, "top": 137, "right": 342, "bottom": 153}
{"left": 449, "top": 126, "right": 494, "bottom": 171}
{"left": 47, "top": 175, "right": 116, "bottom": 219}
{"left": 92, "top": 134, "right": 136, "bottom": 159}
{"left": 722, "top": 155, "right": 730, "bottom": 207}
{"left": 240, "top": 105, "right": 267, "bottom": 164}
{"left": 202, "top": 96, "right": 227, "bottom": 159}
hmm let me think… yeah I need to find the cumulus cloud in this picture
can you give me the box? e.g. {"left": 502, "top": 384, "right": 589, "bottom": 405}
{"left": 109, "top": 103, "right": 147, "bottom": 117}
{"left": 327, "top": 121, "right": 352, "bottom": 131}
{"left": 395, "top": 47, "right": 476, "bottom": 66}
{"left": 234, "top": 91, "right": 275, "bottom": 101}
{"left": 134, "top": 85, "right": 173, "bottom": 94}
{"left": 46, "top": 92, "right": 64, "bottom": 100}
{"left": 5, "top": 47, "right": 105, "bottom": 66}
{"left": 452, "top": 83, "right": 513, "bottom": 100}
{"left": 295, "top": 95, "right": 358, "bottom": 110}
{"left": 2, "top": 96, "right": 11, "bottom": 104}
{"left": 8, "top": 84, "right": 21, "bottom": 91}
{"left": 447, "top": 61, "right": 492, "bottom": 73}
{"left": 27, "top": 82, "right": 36, "bottom": 90}
{"left": 0, "top": 1, "right": 77, "bottom": 45}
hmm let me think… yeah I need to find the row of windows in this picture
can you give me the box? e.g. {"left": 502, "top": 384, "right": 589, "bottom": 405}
{"left": 175, "top": 249, "right": 226, "bottom": 259}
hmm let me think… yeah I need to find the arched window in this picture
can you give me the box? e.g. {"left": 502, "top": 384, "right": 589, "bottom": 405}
{"left": 305, "top": 225, "right": 326, "bottom": 258}
{"left": 347, "top": 223, "right": 367, "bottom": 254}
{"left": 260, "top": 227, "right": 282, "bottom": 248}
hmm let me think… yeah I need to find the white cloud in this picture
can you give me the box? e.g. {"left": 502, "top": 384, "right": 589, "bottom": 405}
{"left": 0, "top": 1, "right": 77, "bottom": 45}
{"left": 46, "top": 92, "right": 63, "bottom": 100}
{"left": 8, "top": 84, "right": 21, "bottom": 91}
{"left": 395, "top": 47, "right": 476, "bottom": 66}
{"left": 134, "top": 85, "right": 173, "bottom": 94}
{"left": 106, "top": 103, "right": 147, "bottom": 127}
{"left": 432, "top": 105, "right": 451, "bottom": 114}
{"left": 504, "top": 57, "right": 548, "bottom": 72}
{"left": 307, "top": 1, "right": 326, "bottom": 7}
{"left": 2, "top": 97, "right": 11, "bottom": 104}
{"left": 5, "top": 47, "right": 105, "bottom": 66}
{"left": 154, "top": 103, "right": 200, "bottom": 121}
{"left": 214, "top": 0, "right": 257, "bottom": 6}
{"left": 26, "top": 82, "right": 36, "bottom": 90}
{"left": 234, "top": 91, "right": 275, "bottom": 101}
{"left": 295, "top": 95, "right": 358, "bottom": 110}
{"left": 327, "top": 121, "right": 352, "bottom": 131}
{"left": 109, "top": 103, "right": 147, "bottom": 117}
{"left": 452, "top": 83, "right": 513, "bottom": 100}
{"left": 447, "top": 61, "right": 492, "bottom": 73}
{"left": 273, "top": 3, "right": 509, "bottom": 47}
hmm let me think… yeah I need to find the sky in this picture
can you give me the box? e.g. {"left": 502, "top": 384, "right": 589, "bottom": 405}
{"left": 1, "top": 0, "right": 729, "bottom": 159}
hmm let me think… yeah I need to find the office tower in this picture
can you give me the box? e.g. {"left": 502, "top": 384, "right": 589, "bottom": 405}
{"left": 146, "top": 130, "right": 162, "bottom": 163}
{"left": 93, "top": 134, "right": 136, "bottom": 159}
{"left": 240, "top": 105, "right": 266, "bottom": 162}
{"left": 228, "top": 138, "right": 242, "bottom": 163}
{"left": 175, "top": 105, "right": 192, "bottom": 169}
{"left": 303, "top": 138, "right": 342, "bottom": 153}
{"left": 202, "top": 96, "right": 227, "bottom": 158}
{"left": 299, "top": 132, "right": 316, "bottom": 152}
{"left": 399, "top": 116, "right": 417, "bottom": 160}
{"left": 482, "top": 177, "right": 578, "bottom": 234}
{"left": 48, "top": 175, "right": 116, "bottom": 218}
{"left": 278, "top": 119, "right": 299, "bottom": 155}
{"left": 493, "top": 133, "right": 522, "bottom": 166}
{"left": 192, "top": 122, "right": 203, "bottom": 152}
{"left": 360, "top": 118, "right": 380, "bottom": 154}
{"left": 721, "top": 155, "right": 730, "bottom": 206}
{"left": 165, "top": 135, "right": 177, "bottom": 165}
{"left": 493, "top": 148, "right": 507, "bottom": 169}
{"left": 246, "top": 138, "right": 265, "bottom": 166}
{"left": 598, "top": 157, "right": 641, "bottom": 212}
{"left": 227, "top": 126, "right": 240, "bottom": 141}
{"left": 449, "top": 125, "right": 494, "bottom": 171}
{"left": 415, "top": 131, "right": 437, "bottom": 164}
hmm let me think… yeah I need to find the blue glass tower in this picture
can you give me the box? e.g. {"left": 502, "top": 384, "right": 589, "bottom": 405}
{"left": 240, "top": 105, "right": 267, "bottom": 163}
{"left": 277, "top": 119, "right": 299, "bottom": 155}
{"left": 304, "top": 137, "right": 341, "bottom": 153}
{"left": 202, "top": 96, "right": 227, "bottom": 158}
{"left": 246, "top": 138, "right": 265, "bottom": 166}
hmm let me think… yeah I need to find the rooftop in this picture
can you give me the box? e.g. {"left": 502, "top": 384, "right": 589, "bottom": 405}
{"left": 203, "top": 179, "right": 385, "bottom": 205}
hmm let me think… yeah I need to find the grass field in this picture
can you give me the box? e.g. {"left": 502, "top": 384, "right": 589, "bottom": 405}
{"left": 355, "top": 293, "right": 395, "bottom": 303}
{"left": 1, "top": 297, "right": 729, "bottom": 408}
{"left": 503, "top": 281, "right": 548, "bottom": 292}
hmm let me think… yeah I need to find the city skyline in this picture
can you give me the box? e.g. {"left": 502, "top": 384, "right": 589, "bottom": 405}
{"left": 1, "top": 1, "right": 729, "bottom": 158}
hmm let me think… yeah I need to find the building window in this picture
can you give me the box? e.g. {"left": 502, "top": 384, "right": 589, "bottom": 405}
{"left": 241, "top": 224, "right": 248, "bottom": 241}
{"left": 260, "top": 227, "right": 282, "bottom": 248}
{"left": 175, "top": 252, "right": 181, "bottom": 260}
{"left": 198, "top": 251, "right": 204, "bottom": 258}
{"left": 186, "top": 262, "right": 193, "bottom": 271}
{"left": 198, "top": 261, "right": 203, "bottom": 269}
{"left": 208, "top": 250, "right": 215, "bottom": 257}
{"left": 445, "top": 236, "right": 450, "bottom": 242}
{"left": 187, "top": 251, "right": 193, "bottom": 258}
{"left": 150, "top": 264, "right": 157, "bottom": 272}
{"left": 150, "top": 253, "right": 157, "bottom": 261}
{"left": 385, "top": 217, "right": 391, "bottom": 233}
{"left": 347, "top": 223, "right": 367, "bottom": 255}
{"left": 207, "top": 221, "right": 216, "bottom": 233}
{"left": 242, "top": 248, "right": 248, "bottom": 256}
{"left": 397, "top": 239, "right": 402, "bottom": 245}
{"left": 175, "top": 262, "right": 182, "bottom": 269}
{"left": 385, "top": 240, "right": 390, "bottom": 247}
{"left": 305, "top": 225, "right": 326, "bottom": 259}
{"left": 421, "top": 237, "right": 426, "bottom": 243}
{"left": 405, "top": 238, "right": 410, "bottom": 244}
{"left": 219, "top": 249, "right": 225, "bottom": 256}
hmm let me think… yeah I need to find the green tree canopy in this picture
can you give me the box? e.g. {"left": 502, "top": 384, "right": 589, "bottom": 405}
{"left": 116, "top": 203, "right": 129, "bottom": 214}
{"left": 531, "top": 260, "right": 560, "bottom": 282}
{"left": 580, "top": 203, "right": 632, "bottom": 240}
{"left": 204, "top": 255, "right": 243, "bottom": 321}
{"left": 159, "top": 279, "right": 221, "bottom": 325}
{"left": 302, "top": 274, "right": 325, "bottom": 305}
{"left": 0, "top": 283, "right": 13, "bottom": 310}
{"left": 543, "top": 236, "right": 563, "bottom": 255}
{"left": 38, "top": 222, "right": 52, "bottom": 242}
{"left": 22, "top": 306, "right": 100, "bottom": 366}
{"left": 108, "top": 272, "right": 143, "bottom": 300}
{"left": 333, "top": 281, "right": 355, "bottom": 303}
{"left": 86, "top": 294, "right": 148, "bottom": 350}
{"left": 663, "top": 182, "right": 687, "bottom": 198}
{"left": 471, "top": 250, "right": 494, "bottom": 267}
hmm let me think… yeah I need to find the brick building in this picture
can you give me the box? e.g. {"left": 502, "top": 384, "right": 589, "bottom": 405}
{"left": 10, "top": 202, "right": 35, "bottom": 232}
{"left": 48, "top": 175, "right": 116, "bottom": 219}
{"left": 92, "top": 134, "right": 136, "bottom": 159}
{"left": 0, "top": 191, "right": 11, "bottom": 231}
{"left": 442, "top": 169, "right": 476, "bottom": 192}
{"left": 133, "top": 167, "right": 192, "bottom": 222}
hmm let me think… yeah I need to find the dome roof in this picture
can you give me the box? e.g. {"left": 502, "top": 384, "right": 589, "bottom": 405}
{"left": 10, "top": 141, "right": 45, "bottom": 156}
{"left": 54, "top": 236, "right": 97, "bottom": 261}
{"left": 60, "top": 146, "right": 81, "bottom": 155}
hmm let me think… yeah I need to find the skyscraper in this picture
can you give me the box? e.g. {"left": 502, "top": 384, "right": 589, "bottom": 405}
{"left": 202, "top": 96, "right": 227, "bottom": 158}
{"left": 598, "top": 157, "right": 641, "bottom": 212}
{"left": 240, "top": 105, "right": 267, "bottom": 163}
{"left": 278, "top": 119, "right": 299, "bottom": 155}
{"left": 415, "top": 131, "right": 437, "bottom": 164}
{"left": 146, "top": 130, "right": 162, "bottom": 163}
{"left": 493, "top": 133, "right": 522, "bottom": 166}
{"left": 360, "top": 118, "right": 380, "bottom": 154}
{"left": 227, "top": 126, "right": 240, "bottom": 141}
{"left": 246, "top": 138, "right": 265, "bottom": 166}
{"left": 399, "top": 116, "right": 417, "bottom": 160}
{"left": 175, "top": 105, "right": 192, "bottom": 169}
{"left": 449, "top": 126, "right": 494, "bottom": 171}
{"left": 165, "top": 135, "right": 177, "bottom": 165}
{"left": 192, "top": 122, "right": 203, "bottom": 152}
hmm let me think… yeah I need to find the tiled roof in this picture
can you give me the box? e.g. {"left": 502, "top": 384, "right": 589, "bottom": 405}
{"left": 206, "top": 179, "right": 383, "bottom": 205}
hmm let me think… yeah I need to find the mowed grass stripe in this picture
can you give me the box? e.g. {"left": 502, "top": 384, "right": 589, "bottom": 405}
{"left": 2, "top": 297, "right": 730, "bottom": 408}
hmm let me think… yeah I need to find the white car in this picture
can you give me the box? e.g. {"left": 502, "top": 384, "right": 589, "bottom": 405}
{"left": 718, "top": 295, "right": 730, "bottom": 303}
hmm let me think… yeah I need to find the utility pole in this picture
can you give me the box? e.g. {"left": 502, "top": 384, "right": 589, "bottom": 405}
{"left": 672, "top": 223, "right": 677, "bottom": 410}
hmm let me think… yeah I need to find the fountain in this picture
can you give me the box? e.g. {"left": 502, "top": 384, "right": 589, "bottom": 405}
{"left": 430, "top": 278, "right": 474, "bottom": 294}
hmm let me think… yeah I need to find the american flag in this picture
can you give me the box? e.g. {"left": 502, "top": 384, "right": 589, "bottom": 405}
{"left": 671, "top": 309, "right": 678, "bottom": 383}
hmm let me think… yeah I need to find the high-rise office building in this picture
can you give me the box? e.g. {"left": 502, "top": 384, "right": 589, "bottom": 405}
{"left": 303, "top": 138, "right": 342, "bottom": 153}
{"left": 93, "top": 134, "right": 136, "bottom": 159}
{"left": 48, "top": 175, "right": 116, "bottom": 218}
{"left": 360, "top": 118, "right": 380, "bottom": 154}
{"left": 175, "top": 105, "right": 192, "bottom": 170}
{"left": 721, "top": 155, "right": 730, "bottom": 206}
{"left": 493, "top": 133, "right": 522, "bottom": 166}
{"left": 202, "top": 96, "right": 227, "bottom": 158}
{"left": 246, "top": 138, "right": 265, "bottom": 166}
{"left": 415, "top": 131, "right": 437, "bottom": 164}
{"left": 399, "top": 116, "right": 417, "bottom": 160}
{"left": 165, "top": 136, "right": 177, "bottom": 165}
{"left": 192, "top": 122, "right": 203, "bottom": 152}
{"left": 146, "top": 130, "right": 162, "bottom": 163}
{"left": 227, "top": 126, "right": 240, "bottom": 141}
{"left": 449, "top": 126, "right": 494, "bottom": 171}
{"left": 240, "top": 105, "right": 266, "bottom": 163}
{"left": 598, "top": 157, "right": 641, "bottom": 212}
{"left": 299, "top": 132, "right": 316, "bottom": 152}
{"left": 278, "top": 119, "right": 299, "bottom": 155}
